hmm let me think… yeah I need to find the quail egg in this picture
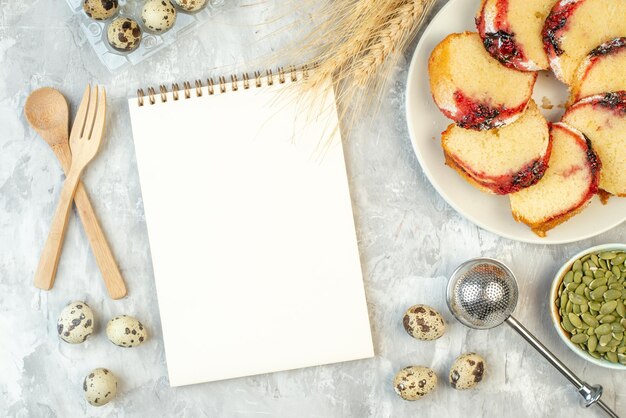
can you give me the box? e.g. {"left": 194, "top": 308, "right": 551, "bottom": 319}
{"left": 172, "top": 0, "right": 208, "bottom": 12}
{"left": 106, "top": 315, "right": 148, "bottom": 347}
{"left": 83, "top": 0, "right": 119, "bottom": 20}
{"left": 107, "top": 17, "right": 143, "bottom": 52}
{"left": 402, "top": 304, "right": 446, "bottom": 340}
{"left": 393, "top": 365, "right": 437, "bottom": 401}
{"left": 142, "top": 0, "right": 177, "bottom": 33}
{"left": 57, "top": 301, "right": 95, "bottom": 344}
{"left": 449, "top": 352, "right": 486, "bottom": 390}
{"left": 83, "top": 368, "right": 118, "bottom": 406}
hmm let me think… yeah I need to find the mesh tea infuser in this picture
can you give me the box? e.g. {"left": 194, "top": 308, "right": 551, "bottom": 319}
{"left": 447, "top": 258, "right": 619, "bottom": 418}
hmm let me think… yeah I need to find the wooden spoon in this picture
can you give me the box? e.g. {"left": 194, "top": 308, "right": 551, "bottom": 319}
{"left": 25, "top": 87, "right": 127, "bottom": 299}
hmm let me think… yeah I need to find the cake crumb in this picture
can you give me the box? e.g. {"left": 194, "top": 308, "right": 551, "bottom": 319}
{"left": 541, "top": 96, "right": 553, "bottom": 110}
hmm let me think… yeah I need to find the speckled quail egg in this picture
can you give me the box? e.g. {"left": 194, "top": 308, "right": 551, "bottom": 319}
{"left": 393, "top": 366, "right": 437, "bottom": 401}
{"left": 142, "top": 0, "right": 177, "bottom": 33}
{"left": 449, "top": 353, "right": 486, "bottom": 390}
{"left": 402, "top": 304, "right": 446, "bottom": 340}
{"left": 106, "top": 315, "right": 148, "bottom": 347}
{"left": 83, "top": 0, "right": 119, "bottom": 20}
{"left": 172, "top": 0, "right": 207, "bottom": 12}
{"left": 57, "top": 301, "right": 95, "bottom": 344}
{"left": 107, "top": 17, "right": 143, "bottom": 52}
{"left": 83, "top": 368, "right": 117, "bottom": 406}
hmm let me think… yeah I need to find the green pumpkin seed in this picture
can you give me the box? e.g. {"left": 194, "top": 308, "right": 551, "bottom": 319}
{"left": 618, "top": 353, "right": 626, "bottom": 364}
{"left": 596, "top": 345, "right": 611, "bottom": 353}
{"left": 604, "top": 270, "right": 614, "bottom": 279}
{"left": 566, "top": 301, "right": 573, "bottom": 313}
{"left": 589, "top": 350, "right": 602, "bottom": 359}
{"left": 562, "top": 317, "right": 575, "bottom": 332}
{"left": 581, "top": 254, "right": 591, "bottom": 262}
{"left": 589, "top": 277, "right": 607, "bottom": 290}
{"left": 604, "top": 290, "right": 622, "bottom": 301}
{"left": 596, "top": 323, "right": 612, "bottom": 335}
{"left": 582, "top": 313, "right": 599, "bottom": 327}
{"left": 616, "top": 301, "right": 626, "bottom": 318}
{"left": 599, "top": 259, "right": 608, "bottom": 270}
{"left": 618, "top": 346, "right": 626, "bottom": 354}
{"left": 575, "top": 283, "right": 586, "bottom": 295}
{"left": 571, "top": 333, "right": 588, "bottom": 344}
{"left": 612, "top": 323, "right": 625, "bottom": 333}
{"left": 599, "top": 334, "right": 613, "bottom": 346}
{"left": 591, "top": 286, "right": 608, "bottom": 300}
{"left": 612, "top": 265, "right": 622, "bottom": 278}
{"left": 613, "top": 332, "right": 624, "bottom": 341}
{"left": 621, "top": 318, "right": 626, "bottom": 327}
{"left": 573, "top": 304, "right": 581, "bottom": 314}
{"left": 569, "top": 293, "right": 586, "bottom": 305}
{"left": 601, "top": 300, "right": 618, "bottom": 315}
{"left": 568, "top": 313, "right": 583, "bottom": 328}
{"left": 606, "top": 351, "right": 619, "bottom": 363}
{"left": 573, "top": 271, "right": 583, "bottom": 283}
{"left": 611, "top": 253, "right": 626, "bottom": 265}
{"left": 563, "top": 271, "right": 574, "bottom": 284}
{"left": 609, "top": 283, "right": 624, "bottom": 290}
{"left": 583, "top": 275, "right": 594, "bottom": 285}
{"left": 580, "top": 303, "right": 589, "bottom": 313}
{"left": 566, "top": 282, "right": 578, "bottom": 292}
{"left": 588, "top": 335, "right": 598, "bottom": 352}
{"left": 600, "top": 315, "right": 616, "bottom": 324}
{"left": 589, "top": 301, "right": 602, "bottom": 311}
{"left": 587, "top": 327, "right": 595, "bottom": 336}
{"left": 600, "top": 251, "right": 617, "bottom": 260}
{"left": 573, "top": 259, "right": 583, "bottom": 271}
{"left": 591, "top": 253, "right": 600, "bottom": 266}
{"left": 593, "top": 269, "right": 605, "bottom": 279}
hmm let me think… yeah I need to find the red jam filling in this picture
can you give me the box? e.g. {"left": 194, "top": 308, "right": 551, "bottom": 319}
{"left": 451, "top": 90, "right": 528, "bottom": 130}
{"left": 542, "top": 0, "right": 582, "bottom": 57}
{"left": 579, "top": 38, "right": 626, "bottom": 85}
{"left": 477, "top": 0, "right": 530, "bottom": 69}
{"left": 596, "top": 91, "right": 626, "bottom": 115}
{"left": 457, "top": 146, "right": 552, "bottom": 195}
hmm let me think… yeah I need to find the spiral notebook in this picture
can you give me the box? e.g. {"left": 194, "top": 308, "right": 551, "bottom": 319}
{"left": 128, "top": 67, "right": 374, "bottom": 387}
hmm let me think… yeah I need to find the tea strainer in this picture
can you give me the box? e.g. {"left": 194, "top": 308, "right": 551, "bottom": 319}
{"left": 447, "top": 258, "right": 619, "bottom": 418}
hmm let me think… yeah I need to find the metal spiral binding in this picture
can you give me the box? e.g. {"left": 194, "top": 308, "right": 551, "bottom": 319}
{"left": 137, "top": 65, "right": 306, "bottom": 106}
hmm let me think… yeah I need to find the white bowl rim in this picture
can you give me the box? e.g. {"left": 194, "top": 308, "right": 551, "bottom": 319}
{"left": 550, "top": 243, "right": 626, "bottom": 370}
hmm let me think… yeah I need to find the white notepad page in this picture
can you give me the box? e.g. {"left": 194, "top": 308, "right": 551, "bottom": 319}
{"left": 128, "top": 75, "right": 374, "bottom": 386}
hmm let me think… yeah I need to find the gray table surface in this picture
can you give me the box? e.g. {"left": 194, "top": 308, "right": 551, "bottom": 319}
{"left": 1, "top": 1, "right": 624, "bottom": 417}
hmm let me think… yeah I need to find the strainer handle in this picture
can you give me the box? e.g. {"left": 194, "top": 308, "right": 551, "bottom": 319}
{"left": 505, "top": 316, "right": 619, "bottom": 418}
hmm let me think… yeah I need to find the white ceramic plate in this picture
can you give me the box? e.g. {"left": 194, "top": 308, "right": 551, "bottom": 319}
{"left": 405, "top": 0, "right": 626, "bottom": 244}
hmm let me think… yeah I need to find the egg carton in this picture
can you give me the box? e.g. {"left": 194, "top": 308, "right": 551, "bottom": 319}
{"left": 65, "top": 0, "right": 226, "bottom": 73}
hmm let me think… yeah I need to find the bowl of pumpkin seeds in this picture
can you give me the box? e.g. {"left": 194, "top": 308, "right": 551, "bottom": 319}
{"left": 550, "top": 243, "right": 626, "bottom": 369}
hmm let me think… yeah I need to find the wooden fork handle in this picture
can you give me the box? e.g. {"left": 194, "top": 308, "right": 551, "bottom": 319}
{"left": 34, "top": 170, "right": 82, "bottom": 291}
{"left": 52, "top": 144, "right": 127, "bottom": 299}
{"left": 74, "top": 181, "right": 127, "bottom": 299}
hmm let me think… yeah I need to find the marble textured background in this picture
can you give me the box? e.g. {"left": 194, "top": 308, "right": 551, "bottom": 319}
{"left": 0, "top": 1, "right": 624, "bottom": 417}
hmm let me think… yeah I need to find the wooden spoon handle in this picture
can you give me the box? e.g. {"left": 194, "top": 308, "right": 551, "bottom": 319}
{"left": 52, "top": 145, "right": 127, "bottom": 299}
{"left": 74, "top": 181, "right": 127, "bottom": 299}
{"left": 34, "top": 171, "right": 82, "bottom": 290}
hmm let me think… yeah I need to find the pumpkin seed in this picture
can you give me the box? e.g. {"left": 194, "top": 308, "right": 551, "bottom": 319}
{"left": 600, "top": 314, "right": 616, "bottom": 324}
{"left": 573, "top": 271, "right": 583, "bottom": 284}
{"left": 591, "top": 253, "right": 599, "bottom": 266}
{"left": 588, "top": 335, "right": 598, "bottom": 352}
{"left": 596, "top": 345, "right": 611, "bottom": 353}
{"left": 573, "top": 259, "right": 583, "bottom": 271}
{"left": 569, "top": 293, "right": 586, "bottom": 305}
{"left": 613, "top": 332, "right": 624, "bottom": 341}
{"left": 563, "top": 271, "right": 574, "bottom": 284}
{"left": 566, "top": 282, "right": 578, "bottom": 292}
{"left": 589, "top": 277, "right": 607, "bottom": 290}
{"left": 589, "top": 301, "right": 602, "bottom": 311}
{"left": 600, "top": 251, "right": 617, "bottom": 260}
{"left": 580, "top": 303, "right": 589, "bottom": 313}
{"left": 596, "top": 323, "right": 612, "bottom": 335}
{"left": 590, "top": 286, "right": 607, "bottom": 300}
{"left": 581, "top": 254, "right": 592, "bottom": 262}
{"left": 599, "top": 259, "right": 608, "bottom": 270}
{"left": 609, "top": 283, "right": 624, "bottom": 290}
{"left": 587, "top": 327, "right": 595, "bottom": 336}
{"left": 599, "top": 334, "right": 613, "bottom": 346}
{"left": 562, "top": 317, "right": 575, "bottom": 332}
{"left": 606, "top": 352, "right": 618, "bottom": 363}
{"left": 611, "top": 253, "right": 626, "bottom": 265}
{"left": 589, "top": 351, "right": 602, "bottom": 359}
{"left": 568, "top": 313, "right": 583, "bottom": 328}
{"left": 616, "top": 301, "right": 626, "bottom": 318}
{"left": 571, "top": 333, "right": 588, "bottom": 344}
{"left": 604, "top": 290, "right": 622, "bottom": 301}
{"left": 581, "top": 313, "right": 599, "bottom": 327}
{"left": 612, "top": 265, "right": 622, "bottom": 278}
{"left": 618, "top": 353, "right": 626, "bottom": 364}
{"left": 573, "top": 304, "right": 581, "bottom": 314}
{"left": 612, "top": 323, "right": 625, "bottom": 333}
{"left": 583, "top": 275, "right": 593, "bottom": 285}
{"left": 593, "top": 269, "right": 605, "bottom": 279}
{"left": 618, "top": 346, "right": 626, "bottom": 354}
{"left": 600, "top": 300, "right": 618, "bottom": 315}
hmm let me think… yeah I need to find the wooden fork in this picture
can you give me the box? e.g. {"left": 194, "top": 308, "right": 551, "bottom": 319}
{"left": 34, "top": 85, "right": 107, "bottom": 291}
